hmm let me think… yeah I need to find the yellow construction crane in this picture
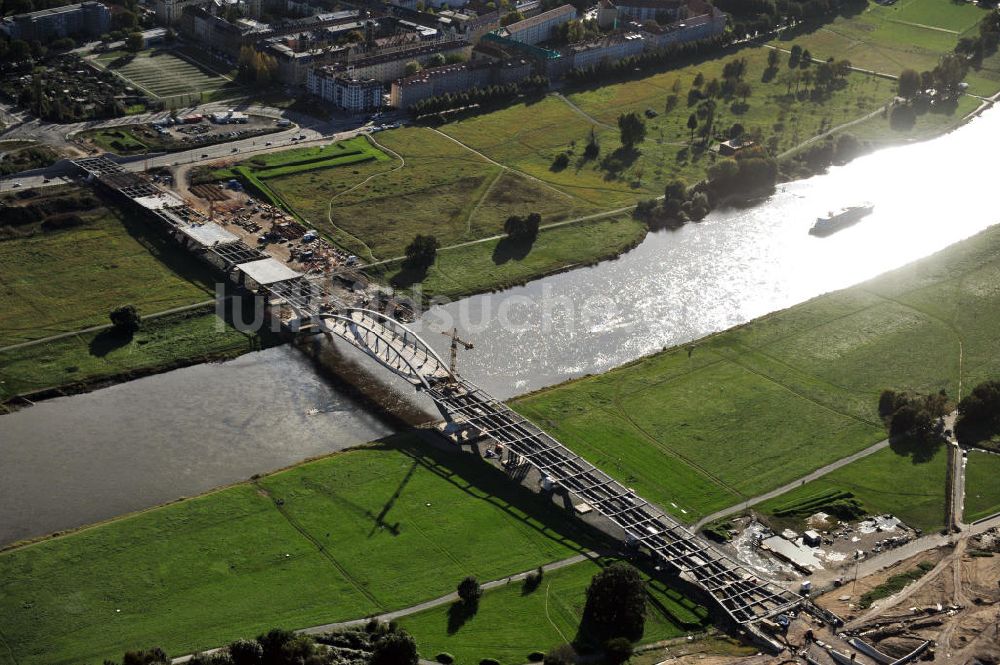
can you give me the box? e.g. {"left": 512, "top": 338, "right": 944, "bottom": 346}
{"left": 440, "top": 327, "right": 474, "bottom": 378}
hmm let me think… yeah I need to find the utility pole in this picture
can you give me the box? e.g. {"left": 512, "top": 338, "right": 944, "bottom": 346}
{"left": 440, "top": 327, "right": 473, "bottom": 379}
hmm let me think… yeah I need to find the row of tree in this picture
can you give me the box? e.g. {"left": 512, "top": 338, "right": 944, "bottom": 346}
{"left": 897, "top": 53, "right": 969, "bottom": 100}
{"left": 719, "top": 0, "right": 866, "bottom": 41}
{"left": 101, "top": 622, "right": 420, "bottom": 665}
{"left": 634, "top": 178, "right": 710, "bottom": 228}
{"left": 705, "top": 148, "right": 779, "bottom": 199}
{"left": 955, "top": 9, "right": 1000, "bottom": 69}
{"left": 407, "top": 75, "right": 549, "bottom": 117}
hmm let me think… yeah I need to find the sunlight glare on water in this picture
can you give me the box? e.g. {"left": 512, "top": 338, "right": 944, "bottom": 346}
{"left": 416, "top": 105, "right": 1000, "bottom": 399}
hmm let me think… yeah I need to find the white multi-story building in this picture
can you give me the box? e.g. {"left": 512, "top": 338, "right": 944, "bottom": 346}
{"left": 500, "top": 4, "right": 575, "bottom": 45}
{"left": 307, "top": 70, "right": 383, "bottom": 112}
{"left": 568, "top": 32, "right": 645, "bottom": 70}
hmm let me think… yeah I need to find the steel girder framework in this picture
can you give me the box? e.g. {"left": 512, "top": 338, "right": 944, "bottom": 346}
{"left": 425, "top": 380, "right": 803, "bottom": 627}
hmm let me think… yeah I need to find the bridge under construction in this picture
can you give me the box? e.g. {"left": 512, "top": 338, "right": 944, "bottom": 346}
{"left": 72, "top": 155, "right": 814, "bottom": 649}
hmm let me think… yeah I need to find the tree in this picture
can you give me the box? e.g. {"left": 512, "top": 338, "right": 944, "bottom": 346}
{"left": 124, "top": 32, "right": 144, "bottom": 53}
{"left": 110, "top": 304, "right": 140, "bottom": 334}
{"left": 113, "top": 9, "right": 138, "bottom": 31}
{"left": 428, "top": 52, "right": 446, "bottom": 67}
{"left": 898, "top": 68, "right": 920, "bottom": 99}
{"left": 933, "top": 53, "right": 967, "bottom": 94}
{"left": 958, "top": 380, "right": 1000, "bottom": 433}
{"left": 403, "top": 235, "right": 438, "bottom": 271}
{"left": 119, "top": 648, "right": 169, "bottom": 665}
{"left": 788, "top": 44, "right": 802, "bottom": 68}
{"left": 371, "top": 631, "right": 419, "bottom": 665}
{"left": 604, "top": 637, "right": 634, "bottom": 665}
{"left": 256, "top": 629, "right": 296, "bottom": 664}
{"left": 664, "top": 178, "right": 686, "bottom": 201}
{"left": 501, "top": 9, "right": 524, "bottom": 25}
{"left": 729, "top": 122, "right": 744, "bottom": 139}
{"left": 227, "top": 639, "right": 263, "bottom": 665}
{"left": 404, "top": 60, "right": 422, "bottom": 76}
{"left": 504, "top": 212, "right": 541, "bottom": 243}
{"left": 686, "top": 113, "right": 697, "bottom": 141}
{"left": 767, "top": 48, "right": 780, "bottom": 70}
{"left": 584, "top": 128, "right": 600, "bottom": 159}
{"left": 890, "top": 404, "right": 932, "bottom": 439}
{"left": 581, "top": 563, "right": 645, "bottom": 642}
{"left": 7, "top": 39, "right": 31, "bottom": 63}
{"left": 617, "top": 111, "right": 647, "bottom": 147}
{"left": 734, "top": 81, "right": 752, "bottom": 102}
{"left": 692, "top": 72, "right": 704, "bottom": 87}
{"left": 457, "top": 576, "right": 483, "bottom": 605}
{"left": 800, "top": 48, "right": 812, "bottom": 67}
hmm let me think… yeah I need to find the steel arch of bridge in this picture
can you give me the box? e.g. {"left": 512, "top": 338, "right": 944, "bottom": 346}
{"left": 315, "top": 309, "right": 450, "bottom": 389}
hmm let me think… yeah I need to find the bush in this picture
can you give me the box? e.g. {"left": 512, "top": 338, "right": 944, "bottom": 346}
{"left": 372, "top": 631, "right": 419, "bottom": 665}
{"left": 436, "top": 653, "right": 455, "bottom": 664}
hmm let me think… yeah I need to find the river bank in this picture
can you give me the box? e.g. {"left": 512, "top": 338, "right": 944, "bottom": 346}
{"left": 3, "top": 84, "right": 999, "bottom": 551}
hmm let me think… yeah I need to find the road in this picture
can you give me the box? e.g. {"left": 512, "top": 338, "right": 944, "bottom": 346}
{"left": 0, "top": 99, "right": 405, "bottom": 192}
{"left": 691, "top": 437, "right": 891, "bottom": 531}
{"left": 170, "top": 551, "right": 600, "bottom": 664}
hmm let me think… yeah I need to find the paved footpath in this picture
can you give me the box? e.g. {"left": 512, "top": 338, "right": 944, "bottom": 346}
{"left": 171, "top": 551, "right": 599, "bottom": 664}
{"left": 691, "top": 437, "right": 890, "bottom": 531}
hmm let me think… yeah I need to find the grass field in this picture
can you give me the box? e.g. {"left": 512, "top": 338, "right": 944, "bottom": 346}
{"left": 0, "top": 307, "right": 259, "bottom": 401}
{"left": 964, "top": 450, "right": 1000, "bottom": 523}
{"left": 0, "top": 434, "right": 606, "bottom": 665}
{"left": 95, "top": 48, "right": 238, "bottom": 99}
{"left": 268, "top": 128, "right": 599, "bottom": 261}
{"left": 398, "top": 558, "right": 710, "bottom": 665}
{"left": 772, "top": 0, "right": 1000, "bottom": 96}
{"left": 0, "top": 189, "right": 216, "bottom": 347}
{"left": 373, "top": 214, "right": 647, "bottom": 300}
{"left": 442, "top": 46, "right": 909, "bottom": 203}
{"left": 757, "top": 446, "right": 948, "bottom": 533}
{"left": 214, "top": 137, "right": 390, "bottom": 181}
{"left": 513, "top": 223, "right": 1000, "bottom": 523}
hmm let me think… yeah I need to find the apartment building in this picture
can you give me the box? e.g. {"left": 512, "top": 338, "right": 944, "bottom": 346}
{"left": 1, "top": 1, "right": 110, "bottom": 41}
{"left": 389, "top": 57, "right": 531, "bottom": 108}
{"left": 307, "top": 70, "right": 383, "bottom": 111}
{"left": 500, "top": 3, "right": 574, "bottom": 45}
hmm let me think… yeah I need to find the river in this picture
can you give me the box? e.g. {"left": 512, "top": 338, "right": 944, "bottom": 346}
{"left": 0, "top": 345, "right": 404, "bottom": 546}
{"left": 412, "top": 103, "right": 1000, "bottom": 398}
{"left": 3, "top": 105, "right": 999, "bottom": 546}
